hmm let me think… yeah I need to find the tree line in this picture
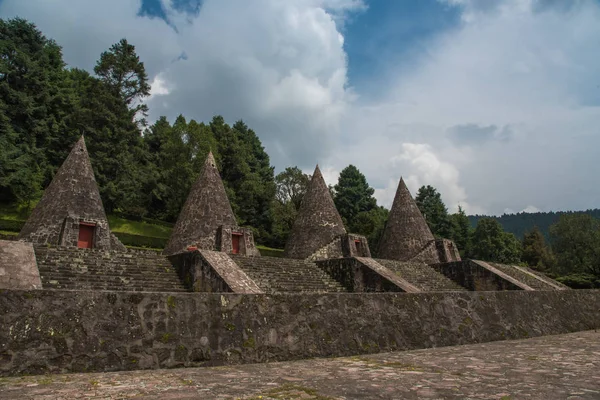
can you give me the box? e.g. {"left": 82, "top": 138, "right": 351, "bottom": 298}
{"left": 1, "top": 18, "right": 598, "bottom": 287}
{"left": 416, "top": 186, "right": 600, "bottom": 288}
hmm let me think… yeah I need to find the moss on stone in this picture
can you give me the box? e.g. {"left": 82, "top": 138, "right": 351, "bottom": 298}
{"left": 243, "top": 336, "right": 256, "bottom": 349}
{"left": 166, "top": 296, "right": 176, "bottom": 309}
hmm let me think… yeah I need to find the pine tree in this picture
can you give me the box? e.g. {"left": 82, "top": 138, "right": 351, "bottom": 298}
{"left": 522, "top": 226, "right": 555, "bottom": 270}
{"left": 450, "top": 205, "right": 472, "bottom": 256}
{"left": 94, "top": 38, "right": 150, "bottom": 125}
{"left": 415, "top": 185, "right": 452, "bottom": 238}
{"left": 333, "top": 165, "right": 377, "bottom": 232}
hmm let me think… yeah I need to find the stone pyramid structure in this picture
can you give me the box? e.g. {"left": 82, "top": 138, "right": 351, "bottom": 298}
{"left": 18, "top": 136, "right": 121, "bottom": 249}
{"left": 377, "top": 177, "right": 435, "bottom": 261}
{"left": 164, "top": 151, "right": 238, "bottom": 255}
{"left": 284, "top": 165, "right": 347, "bottom": 259}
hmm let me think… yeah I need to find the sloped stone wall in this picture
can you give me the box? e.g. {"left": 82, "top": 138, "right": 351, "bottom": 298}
{"left": 2, "top": 289, "right": 599, "bottom": 376}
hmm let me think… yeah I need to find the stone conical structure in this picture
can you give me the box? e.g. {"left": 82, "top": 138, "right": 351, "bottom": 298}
{"left": 18, "top": 136, "right": 120, "bottom": 249}
{"left": 377, "top": 177, "right": 435, "bottom": 261}
{"left": 284, "top": 165, "right": 346, "bottom": 259}
{"left": 164, "top": 151, "right": 238, "bottom": 255}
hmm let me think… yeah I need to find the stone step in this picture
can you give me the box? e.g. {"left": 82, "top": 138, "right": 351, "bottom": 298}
{"left": 230, "top": 255, "right": 346, "bottom": 294}
{"left": 375, "top": 259, "right": 468, "bottom": 292}
{"left": 34, "top": 246, "right": 188, "bottom": 293}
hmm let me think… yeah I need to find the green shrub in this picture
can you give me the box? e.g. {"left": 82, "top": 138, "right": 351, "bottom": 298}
{"left": 113, "top": 232, "right": 167, "bottom": 249}
{"left": 556, "top": 273, "right": 600, "bottom": 289}
{"left": 0, "top": 219, "right": 25, "bottom": 232}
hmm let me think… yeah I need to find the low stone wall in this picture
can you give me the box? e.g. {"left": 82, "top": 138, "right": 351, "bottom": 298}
{"left": 316, "top": 258, "right": 409, "bottom": 292}
{"left": 433, "top": 260, "right": 526, "bottom": 291}
{"left": 1, "top": 289, "right": 600, "bottom": 376}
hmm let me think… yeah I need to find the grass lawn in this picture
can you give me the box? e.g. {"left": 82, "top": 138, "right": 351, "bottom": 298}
{"left": 107, "top": 215, "right": 172, "bottom": 238}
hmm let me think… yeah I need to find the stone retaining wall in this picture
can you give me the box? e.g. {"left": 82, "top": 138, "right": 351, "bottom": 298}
{"left": 1, "top": 289, "right": 599, "bottom": 376}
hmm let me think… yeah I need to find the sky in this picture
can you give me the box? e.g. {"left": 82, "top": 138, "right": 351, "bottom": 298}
{"left": 1, "top": 0, "right": 599, "bottom": 216}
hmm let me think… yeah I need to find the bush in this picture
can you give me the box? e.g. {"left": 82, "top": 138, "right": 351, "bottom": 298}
{"left": 555, "top": 273, "right": 600, "bottom": 289}
{"left": 0, "top": 219, "right": 25, "bottom": 232}
{"left": 112, "top": 232, "right": 167, "bottom": 249}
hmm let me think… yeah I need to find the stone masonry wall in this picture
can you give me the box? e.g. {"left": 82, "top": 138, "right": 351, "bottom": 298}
{"left": 2, "top": 289, "right": 599, "bottom": 376}
{"left": 433, "top": 260, "right": 526, "bottom": 291}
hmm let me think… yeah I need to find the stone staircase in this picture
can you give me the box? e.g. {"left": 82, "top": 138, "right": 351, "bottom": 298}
{"left": 487, "top": 263, "right": 565, "bottom": 290}
{"left": 230, "top": 255, "right": 346, "bottom": 293}
{"left": 374, "top": 259, "right": 468, "bottom": 292}
{"left": 34, "top": 246, "right": 189, "bottom": 292}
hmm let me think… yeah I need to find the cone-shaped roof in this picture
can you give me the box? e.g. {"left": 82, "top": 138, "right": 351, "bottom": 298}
{"left": 164, "top": 151, "right": 238, "bottom": 255}
{"left": 377, "top": 177, "right": 435, "bottom": 260}
{"left": 284, "top": 165, "right": 346, "bottom": 259}
{"left": 18, "top": 136, "right": 111, "bottom": 245}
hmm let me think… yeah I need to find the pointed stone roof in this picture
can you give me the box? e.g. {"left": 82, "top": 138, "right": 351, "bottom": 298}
{"left": 164, "top": 151, "right": 238, "bottom": 255}
{"left": 284, "top": 165, "right": 346, "bottom": 259}
{"left": 18, "top": 136, "right": 113, "bottom": 247}
{"left": 377, "top": 177, "right": 435, "bottom": 261}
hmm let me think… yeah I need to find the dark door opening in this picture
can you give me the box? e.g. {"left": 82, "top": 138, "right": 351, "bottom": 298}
{"left": 355, "top": 240, "right": 363, "bottom": 256}
{"left": 78, "top": 223, "right": 95, "bottom": 249}
{"left": 232, "top": 233, "right": 242, "bottom": 254}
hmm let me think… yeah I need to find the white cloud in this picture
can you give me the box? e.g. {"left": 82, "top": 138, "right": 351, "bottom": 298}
{"left": 2, "top": 0, "right": 599, "bottom": 216}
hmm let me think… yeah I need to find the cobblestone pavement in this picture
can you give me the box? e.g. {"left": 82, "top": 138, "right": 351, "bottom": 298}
{"left": 1, "top": 330, "right": 599, "bottom": 399}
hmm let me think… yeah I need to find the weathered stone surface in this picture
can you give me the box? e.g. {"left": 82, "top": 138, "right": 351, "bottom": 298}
{"left": 316, "top": 257, "right": 418, "bottom": 293}
{"left": 375, "top": 258, "right": 468, "bottom": 292}
{"left": 34, "top": 246, "right": 187, "bottom": 292}
{"left": 230, "top": 254, "right": 346, "bottom": 293}
{"left": 488, "top": 262, "right": 567, "bottom": 290}
{"left": 284, "top": 166, "right": 346, "bottom": 260}
{"left": 17, "top": 137, "right": 120, "bottom": 250}
{"left": 1, "top": 289, "right": 599, "bottom": 376}
{"left": 0, "top": 241, "right": 41, "bottom": 290}
{"left": 377, "top": 178, "right": 435, "bottom": 261}
{"left": 0, "top": 330, "right": 598, "bottom": 399}
{"left": 197, "top": 250, "right": 263, "bottom": 293}
{"left": 164, "top": 152, "right": 238, "bottom": 255}
{"left": 435, "top": 260, "right": 531, "bottom": 291}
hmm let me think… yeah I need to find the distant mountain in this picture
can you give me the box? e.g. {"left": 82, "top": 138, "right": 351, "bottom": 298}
{"left": 468, "top": 209, "right": 600, "bottom": 240}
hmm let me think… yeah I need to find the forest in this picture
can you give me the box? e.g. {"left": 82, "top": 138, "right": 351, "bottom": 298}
{"left": 1, "top": 18, "right": 599, "bottom": 288}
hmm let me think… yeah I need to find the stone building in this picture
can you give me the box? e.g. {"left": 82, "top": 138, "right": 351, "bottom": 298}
{"left": 17, "top": 136, "right": 124, "bottom": 250}
{"left": 164, "top": 151, "right": 259, "bottom": 256}
{"left": 377, "top": 177, "right": 461, "bottom": 264}
{"left": 283, "top": 165, "right": 370, "bottom": 261}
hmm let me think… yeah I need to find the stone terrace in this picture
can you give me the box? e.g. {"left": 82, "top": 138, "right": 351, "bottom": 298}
{"left": 488, "top": 262, "right": 567, "bottom": 290}
{"left": 35, "top": 246, "right": 188, "bottom": 292}
{"left": 1, "top": 330, "right": 598, "bottom": 399}
{"left": 230, "top": 254, "right": 346, "bottom": 293}
{"left": 375, "top": 258, "right": 468, "bottom": 292}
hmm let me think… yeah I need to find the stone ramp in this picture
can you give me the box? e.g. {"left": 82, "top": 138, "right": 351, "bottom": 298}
{"left": 353, "top": 257, "right": 421, "bottom": 292}
{"left": 374, "top": 258, "right": 468, "bottom": 292}
{"left": 487, "top": 262, "right": 566, "bottom": 290}
{"left": 230, "top": 254, "right": 346, "bottom": 293}
{"left": 198, "top": 250, "right": 263, "bottom": 294}
{"left": 35, "top": 246, "right": 189, "bottom": 292}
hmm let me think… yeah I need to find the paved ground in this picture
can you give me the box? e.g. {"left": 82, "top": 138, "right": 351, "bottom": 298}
{"left": 1, "top": 330, "right": 599, "bottom": 399}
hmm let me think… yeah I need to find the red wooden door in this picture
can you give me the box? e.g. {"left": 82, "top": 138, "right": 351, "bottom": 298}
{"left": 78, "top": 224, "right": 95, "bottom": 248}
{"left": 232, "top": 234, "right": 241, "bottom": 254}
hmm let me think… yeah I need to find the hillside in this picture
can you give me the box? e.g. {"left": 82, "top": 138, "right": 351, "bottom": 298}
{"left": 468, "top": 209, "right": 600, "bottom": 240}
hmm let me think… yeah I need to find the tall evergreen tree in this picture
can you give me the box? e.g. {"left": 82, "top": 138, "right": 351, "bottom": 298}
{"left": 415, "top": 185, "right": 452, "bottom": 238}
{"left": 333, "top": 165, "right": 377, "bottom": 231}
{"left": 450, "top": 205, "right": 471, "bottom": 256}
{"left": 0, "top": 18, "right": 73, "bottom": 205}
{"left": 94, "top": 38, "right": 150, "bottom": 125}
{"left": 522, "top": 226, "right": 555, "bottom": 271}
